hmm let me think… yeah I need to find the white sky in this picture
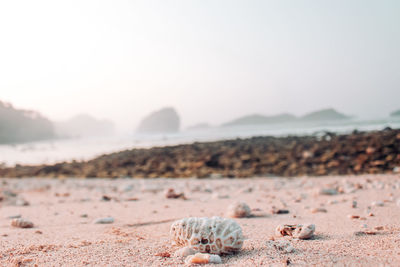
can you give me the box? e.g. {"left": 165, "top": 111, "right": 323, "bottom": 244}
{"left": 1, "top": 0, "right": 399, "bottom": 131}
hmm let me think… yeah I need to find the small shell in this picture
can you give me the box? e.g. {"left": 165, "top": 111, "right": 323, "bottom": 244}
{"left": 174, "top": 247, "right": 196, "bottom": 258}
{"left": 11, "top": 218, "right": 34, "bottom": 228}
{"left": 170, "top": 216, "right": 244, "bottom": 255}
{"left": 185, "top": 253, "right": 222, "bottom": 265}
{"left": 293, "top": 224, "right": 315, "bottom": 239}
{"left": 226, "top": 202, "right": 251, "bottom": 218}
{"left": 275, "top": 224, "right": 315, "bottom": 240}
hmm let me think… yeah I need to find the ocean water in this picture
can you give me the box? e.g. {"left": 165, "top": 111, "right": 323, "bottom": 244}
{"left": 1, "top": 117, "right": 399, "bottom": 167}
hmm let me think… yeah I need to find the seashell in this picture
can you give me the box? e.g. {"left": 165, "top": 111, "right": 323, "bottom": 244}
{"left": 11, "top": 218, "right": 34, "bottom": 228}
{"left": 170, "top": 216, "right": 244, "bottom": 255}
{"left": 184, "top": 253, "right": 222, "bottom": 265}
{"left": 226, "top": 202, "right": 251, "bottom": 218}
{"left": 174, "top": 247, "right": 196, "bottom": 258}
{"left": 292, "top": 224, "right": 315, "bottom": 239}
{"left": 275, "top": 223, "right": 315, "bottom": 240}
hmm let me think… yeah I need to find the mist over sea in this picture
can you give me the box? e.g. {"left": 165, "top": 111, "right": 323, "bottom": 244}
{"left": 1, "top": 117, "right": 399, "bottom": 167}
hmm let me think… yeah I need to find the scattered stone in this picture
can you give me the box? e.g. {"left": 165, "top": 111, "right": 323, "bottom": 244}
{"left": 311, "top": 208, "right": 327, "bottom": 213}
{"left": 271, "top": 207, "right": 290, "bottom": 214}
{"left": 80, "top": 214, "right": 88, "bottom": 218}
{"left": 371, "top": 201, "right": 384, "bottom": 207}
{"left": 11, "top": 218, "right": 34, "bottom": 228}
{"left": 125, "top": 197, "right": 139, "bottom": 201}
{"left": 15, "top": 198, "right": 30, "bottom": 206}
{"left": 1, "top": 129, "right": 400, "bottom": 178}
{"left": 318, "top": 188, "right": 338, "bottom": 196}
{"left": 174, "top": 247, "right": 196, "bottom": 258}
{"left": 7, "top": 214, "right": 21, "bottom": 219}
{"left": 164, "top": 188, "right": 185, "bottom": 199}
{"left": 227, "top": 202, "right": 252, "bottom": 218}
{"left": 93, "top": 217, "right": 114, "bottom": 224}
{"left": 375, "top": 226, "right": 384, "bottom": 231}
{"left": 352, "top": 201, "right": 357, "bottom": 208}
{"left": 348, "top": 215, "right": 360, "bottom": 219}
{"left": 185, "top": 253, "right": 222, "bottom": 265}
{"left": 211, "top": 193, "right": 229, "bottom": 199}
{"left": 101, "top": 195, "right": 112, "bottom": 201}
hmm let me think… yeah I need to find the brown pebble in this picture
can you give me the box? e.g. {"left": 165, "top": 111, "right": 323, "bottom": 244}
{"left": 11, "top": 218, "right": 34, "bottom": 228}
{"left": 375, "top": 226, "right": 384, "bottom": 230}
{"left": 348, "top": 215, "right": 360, "bottom": 219}
{"left": 155, "top": 252, "right": 171, "bottom": 257}
{"left": 164, "top": 188, "right": 186, "bottom": 199}
{"left": 311, "top": 208, "right": 327, "bottom": 213}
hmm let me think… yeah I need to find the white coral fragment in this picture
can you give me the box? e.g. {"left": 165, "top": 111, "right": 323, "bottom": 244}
{"left": 170, "top": 216, "right": 244, "bottom": 255}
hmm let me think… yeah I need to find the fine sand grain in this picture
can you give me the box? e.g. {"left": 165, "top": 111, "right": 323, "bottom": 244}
{"left": 1, "top": 174, "right": 400, "bottom": 266}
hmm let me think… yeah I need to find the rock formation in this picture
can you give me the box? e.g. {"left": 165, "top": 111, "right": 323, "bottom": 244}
{"left": 136, "top": 107, "right": 180, "bottom": 134}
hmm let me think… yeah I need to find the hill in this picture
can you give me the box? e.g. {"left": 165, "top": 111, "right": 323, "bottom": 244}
{"left": 55, "top": 114, "right": 115, "bottom": 137}
{"left": 300, "top": 108, "right": 350, "bottom": 121}
{"left": 0, "top": 101, "right": 55, "bottom": 144}
{"left": 223, "top": 113, "right": 296, "bottom": 127}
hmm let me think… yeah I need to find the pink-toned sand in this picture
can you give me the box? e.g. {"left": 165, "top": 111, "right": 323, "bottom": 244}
{"left": 1, "top": 174, "right": 400, "bottom": 266}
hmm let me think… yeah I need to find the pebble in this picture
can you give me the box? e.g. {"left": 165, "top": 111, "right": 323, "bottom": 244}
{"left": 348, "top": 215, "right": 360, "bottom": 219}
{"left": 164, "top": 188, "right": 185, "bottom": 199}
{"left": 371, "top": 201, "right": 384, "bottom": 207}
{"left": 7, "top": 214, "right": 21, "bottom": 219}
{"left": 185, "top": 253, "right": 222, "bottom": 265}
{"left": 93, "top": 217, "right": 114, "bottom": 224}
{"left": 11, "top": 218, "right": 34, "bottom": 228}
{"left": 318, "top": 188, "right": 338, "bottom": 196}
{"left": 352, "top": 201, "right": 357, "bottom": 208}
{"left": 15, "top": 198, "right": 30, "bottom": 206}
{"left": 311, "top": 207, "right": 327, "bottom": 213}
{"left": 227, "top": 201, "right": 252, "bottom": 218}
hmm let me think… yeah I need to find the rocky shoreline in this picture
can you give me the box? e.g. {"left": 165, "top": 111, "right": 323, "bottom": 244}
{"left": 1, "top": 129, "right": 399, "bottom": 178}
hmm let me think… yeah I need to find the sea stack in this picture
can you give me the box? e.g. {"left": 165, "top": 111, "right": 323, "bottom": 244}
{"left": 136, "top": 107, "right": 180, "bottom": 134}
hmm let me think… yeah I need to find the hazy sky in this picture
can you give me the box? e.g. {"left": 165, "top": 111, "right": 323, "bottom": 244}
{"left": 1, "top": 0, "right": 399, "bottom": 131}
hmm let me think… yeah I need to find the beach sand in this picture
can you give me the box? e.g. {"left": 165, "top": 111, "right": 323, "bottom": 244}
{"left": 1, "top": 174, "right": 400, "bottom": 266}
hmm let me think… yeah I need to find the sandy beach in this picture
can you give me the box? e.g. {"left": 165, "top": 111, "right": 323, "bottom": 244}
{"left": 1, "top": 174, "right": 400, "bottom": 266}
